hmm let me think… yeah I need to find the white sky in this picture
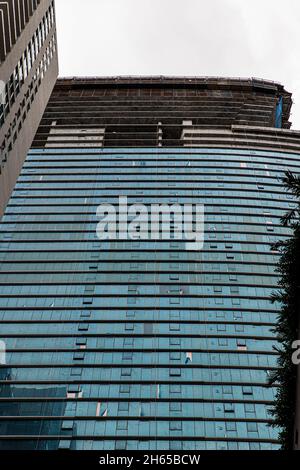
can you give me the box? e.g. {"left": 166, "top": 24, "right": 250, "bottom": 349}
{"left": 55, "top": 0, "right": 300, "bottom": 129}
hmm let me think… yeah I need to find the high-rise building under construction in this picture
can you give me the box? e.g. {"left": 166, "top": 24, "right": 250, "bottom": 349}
{"left": 0, "top": 0, "right": 58, "bottom": 216}
{"left": 0, "top": 76, "right": 299, "bottom": 450}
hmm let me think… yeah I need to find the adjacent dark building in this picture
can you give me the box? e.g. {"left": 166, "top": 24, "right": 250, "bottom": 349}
{"left": 0, "top": 0, "right": 58, "bottom": 216}
{"left": 0, "top": 76, "right": 300, "bottom": 450}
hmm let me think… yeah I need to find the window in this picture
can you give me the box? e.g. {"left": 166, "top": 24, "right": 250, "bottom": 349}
{"left": 170, "top": 338, "right": 181, "bottom": 346}
{"left": 170, "top": 384, "right": 181, "bottom": 394}
{"left": 73, "top": 352, "right": 84, "bottom": 360}
{"left": 144, "top": 323, "right": 153, "bottom": 334}
{"left": 245, "top": 404, "right": 255, "bottom": 413}
{"left": 169, "top": 368, "right": 181, "bottom": 377}
{"left": 59, "top": 440, "right": 71, "bottom": 450}
{"left": 214, "top": 286, "right": 222, "bottom": 293}
{"left": 170, "top": 352, "right": 181, "bottom": 360}
{"left": 61, "top": 421, "right": 73, "bottom": 430}
{"left": 118, "top": 402, "right": 129, "bottom": 412}
{"left": 78, "top": 324, "right": 89, "bottom": 331}
{"left": 169, "top": 421, "right": 182, "bottom": 431}
{"left": 247, "top": 422, "right": 258, "bottom": 432}
{"left": 222, "top": 386, "right": 232, "bottom": 395}
{"left": 170, "top": 402, "right": 182, "bottom": 412}
{"left": 237, "top": 342, "right": 247, "bottom": 351}
{"left": 224, "top": 403, "right": 235, "bottom": 413}
{"left": 117, "top": 420, "right": 128, "bottom": 430}
{"left": 115, "top": 441, "right": 127, "bottom": 450}
{"left": 122, "top": 352, "right": 133, "bottom": 360}
{"left": 225, "top": 422, "right": 237, "bottom": 432}
{"left": 170, "top": 441, "right": 182, "bottom": 450}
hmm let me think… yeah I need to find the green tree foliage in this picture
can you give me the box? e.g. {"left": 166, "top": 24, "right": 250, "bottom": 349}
{"left": 269, "top": 170, "right": 300, "bottom": 449}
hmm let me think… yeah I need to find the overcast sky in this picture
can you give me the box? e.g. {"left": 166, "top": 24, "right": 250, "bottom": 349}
{"left": 55, "top": 0, "right": 300, "bottom": 128}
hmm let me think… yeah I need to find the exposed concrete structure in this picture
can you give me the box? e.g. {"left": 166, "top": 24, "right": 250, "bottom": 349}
{"left": 0, "top": 0, "right": 58, "bottom": 216}
{"left": 32, "top": 76, "right": 292, "bottom": 149}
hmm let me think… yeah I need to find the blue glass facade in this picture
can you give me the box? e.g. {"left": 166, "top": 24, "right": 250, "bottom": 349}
{"left": 0, "top": 146, "right": 298, "bottom": 450}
